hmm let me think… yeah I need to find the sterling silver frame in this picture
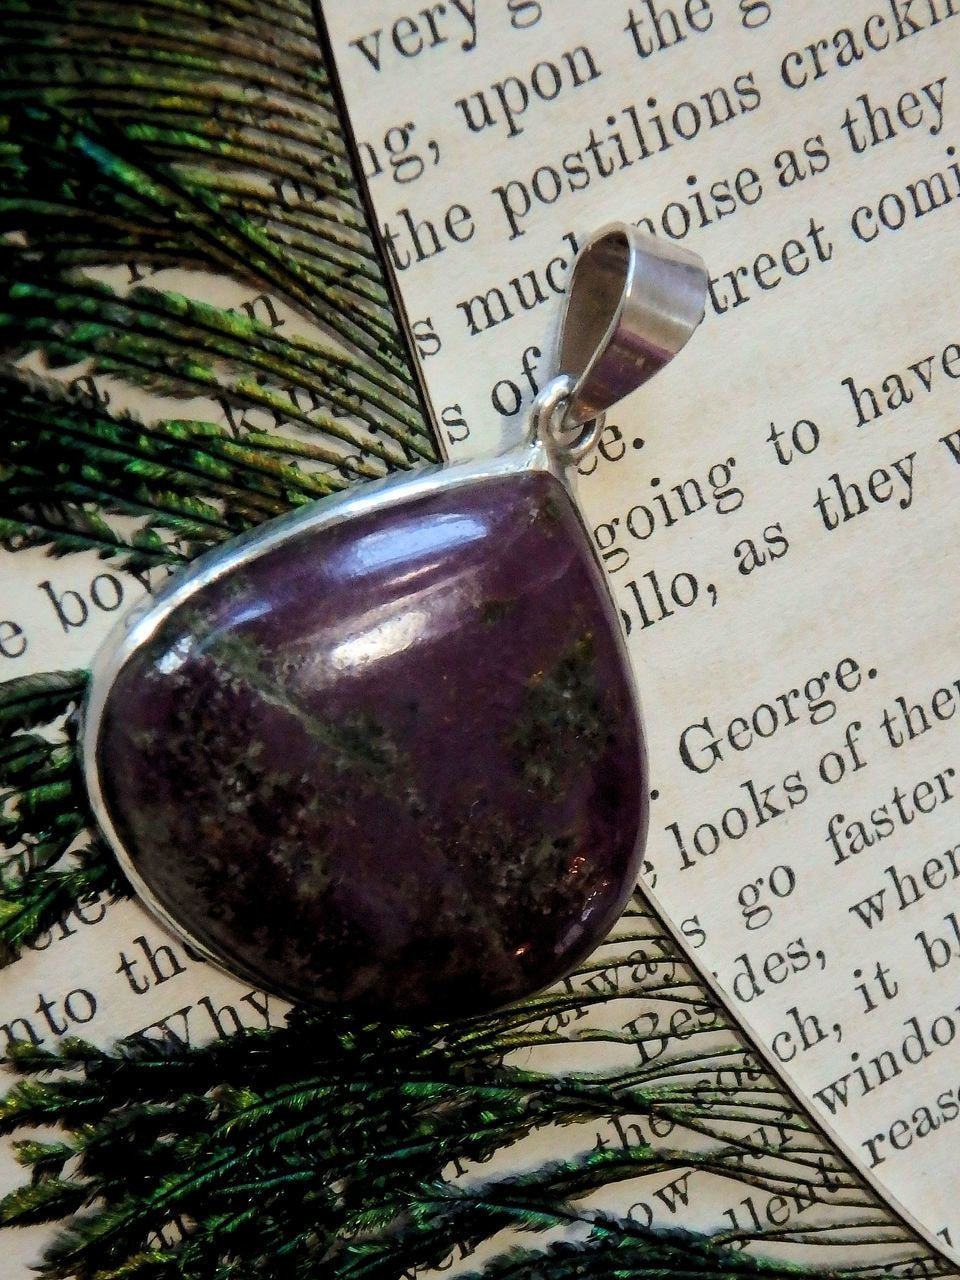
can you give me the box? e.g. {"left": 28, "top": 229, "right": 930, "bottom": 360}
{"left": 81, "top": 434, "right": 612, "bottom": 982}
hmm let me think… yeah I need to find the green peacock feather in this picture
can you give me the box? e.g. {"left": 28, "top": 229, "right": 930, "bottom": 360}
{"left": 0, "top": 1, "right": 950, "bottom": 1277}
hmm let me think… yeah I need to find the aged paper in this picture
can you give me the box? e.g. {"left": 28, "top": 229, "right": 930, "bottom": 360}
{"left": 1, "top": 1, "right": 959, "bottom": 1271}
{"left": 324, "top": 0, "right": 960, "bottom": 1258}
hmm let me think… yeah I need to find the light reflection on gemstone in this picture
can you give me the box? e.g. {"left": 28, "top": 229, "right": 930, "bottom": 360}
{"left": 329, "top": 608, "right": 431, "bottom": 672}
{"left": 154, "top": 634, "right": 195, "bottom": 676}
{"left": 344, "top": 512, "right": 487, "bottom": 576}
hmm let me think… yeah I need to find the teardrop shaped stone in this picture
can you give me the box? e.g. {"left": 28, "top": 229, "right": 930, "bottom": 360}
{"left": 94, "top": 468, "right": 647, "bottom": 1019}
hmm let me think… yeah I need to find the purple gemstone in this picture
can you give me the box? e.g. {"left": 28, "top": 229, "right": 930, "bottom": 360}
{"left": 94, "top": 469, "right": 647, "bottom": 1019}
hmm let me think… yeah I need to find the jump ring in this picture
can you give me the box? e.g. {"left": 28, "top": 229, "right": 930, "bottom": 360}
{"left": 529, "top": 375, "right": 605, "bottom": 468}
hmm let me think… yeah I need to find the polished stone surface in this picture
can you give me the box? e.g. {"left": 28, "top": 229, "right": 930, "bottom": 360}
{"left": 97, "top": 469, "right": 647, "bottom": 1019}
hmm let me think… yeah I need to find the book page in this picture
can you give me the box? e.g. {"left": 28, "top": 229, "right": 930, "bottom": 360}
{"left": 323, "top": 0, "right": 960, "bottom": 1260}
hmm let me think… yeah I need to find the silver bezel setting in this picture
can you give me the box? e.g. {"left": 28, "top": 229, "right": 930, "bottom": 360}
{"left": 82, "top": 436, "right": 623, "bottom": 984}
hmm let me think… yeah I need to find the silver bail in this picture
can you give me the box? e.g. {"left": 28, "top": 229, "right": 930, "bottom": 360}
{"left": 557, "top": 224, "right": 708, "bottom": 430}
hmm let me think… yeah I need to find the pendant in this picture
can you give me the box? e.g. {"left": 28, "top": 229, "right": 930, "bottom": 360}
{"left": 83, "top": 226, "right": 708, "bottom": 1020}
